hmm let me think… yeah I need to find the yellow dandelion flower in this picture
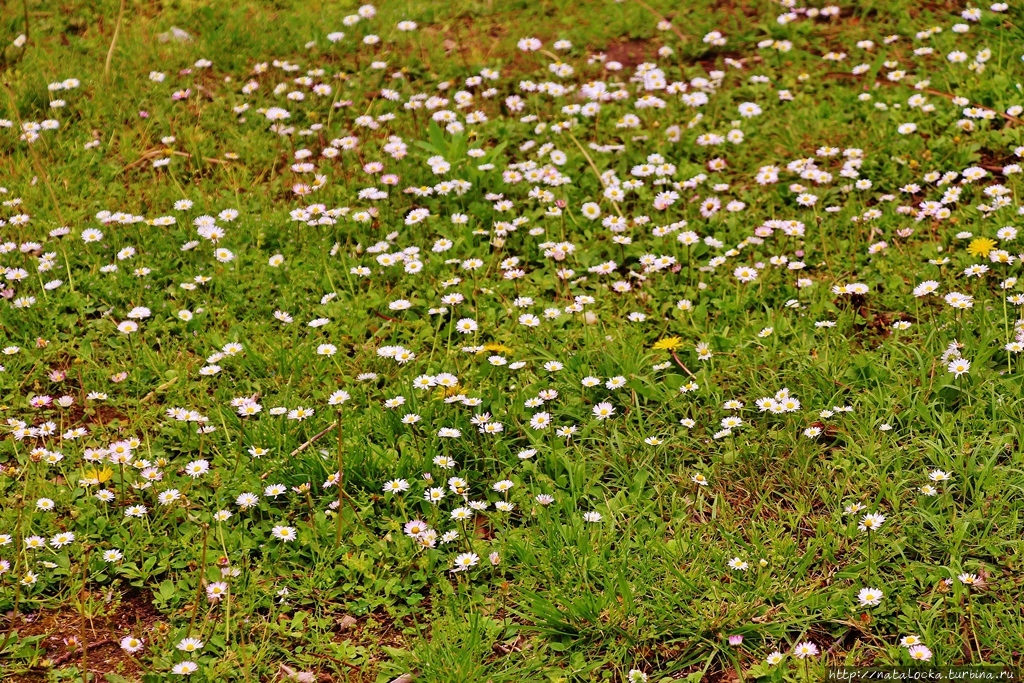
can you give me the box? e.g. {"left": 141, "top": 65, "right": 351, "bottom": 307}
{"left": 437, "top": 384, "right": 465, "bottom": 398}
{"left": 652, "top": 337, "right": 684, "bottom": 351}
{"left": 82, "top": 467, "right": 113, "bottom": 483}
{"left": 480, "top": 342, "right": 513, "bottom": 354}
{"left": 967, "top": 237, "right": 996, "bottom": 257}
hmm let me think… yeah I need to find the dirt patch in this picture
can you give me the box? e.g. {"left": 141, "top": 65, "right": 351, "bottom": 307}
{"left": 691, "top": 49, "right": 751, "bottom": 73}
{"left": 316, "top": 606, "right": 417, "bottom": 682}
{"left": 3, "top": 588, "right": 163, "bottom": 681}
{"left": 417, "top": 21, "right": 537, "bottom": 80}
{"left": 603, "top": 39, "right": 649, "bottom": 68}
{"left": 336, "top": 607, "right": 409, "bottom": 653}
{"left": 979, "top": 148, "right": 1012, "bottom": 171}
{"left": 68, "top": 403, "right": 131, "bottom": 429}
{"left": 710, "top": 0, "right": 762, "bottom": 21}
{"left": 907, "top": 0, "right": 959, "bottom": 19}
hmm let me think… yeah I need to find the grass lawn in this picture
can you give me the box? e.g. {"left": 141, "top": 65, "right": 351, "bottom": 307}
{"left": 2, "top": 0, "right": 1024, "bottom": 681}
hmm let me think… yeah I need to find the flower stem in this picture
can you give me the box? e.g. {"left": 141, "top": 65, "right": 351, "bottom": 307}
{"left": 335, "top": 413, "right": 345, "bottom": 548}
